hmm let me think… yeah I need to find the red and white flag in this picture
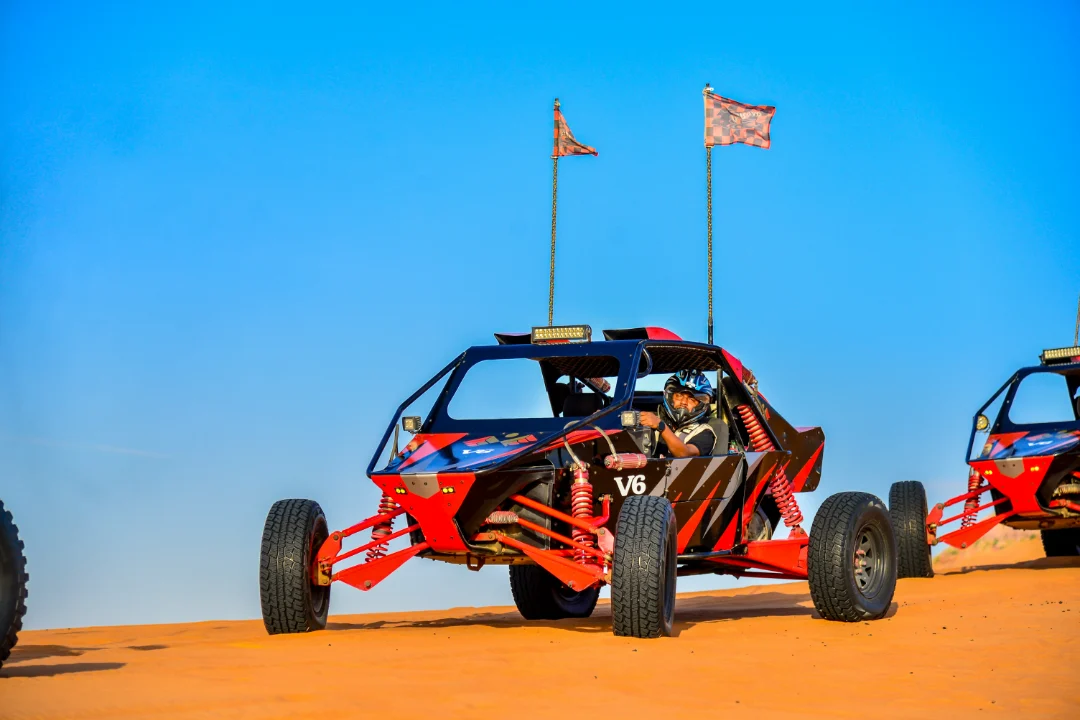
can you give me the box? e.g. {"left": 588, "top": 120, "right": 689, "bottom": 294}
{"left": 553, "top": 100, "right": 598, "bottom": 158}
{"left": 704, "top": 89, "right": 775, "bottom": 149}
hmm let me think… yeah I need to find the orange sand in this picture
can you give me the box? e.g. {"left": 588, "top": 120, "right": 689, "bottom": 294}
{"left": 2, "top": 532, "right": 1077, "bottom": 719}
{"left": 933, "top": 523, "right": 1046, "bottom": 572}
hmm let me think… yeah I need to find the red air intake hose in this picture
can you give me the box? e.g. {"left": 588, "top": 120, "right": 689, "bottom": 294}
{"left": 604, "top": 453, "right": 648, "bottom": 470}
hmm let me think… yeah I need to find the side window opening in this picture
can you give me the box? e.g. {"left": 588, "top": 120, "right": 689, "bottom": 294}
{"left": 632, "top": 368, "right": 728, "bottom": 456}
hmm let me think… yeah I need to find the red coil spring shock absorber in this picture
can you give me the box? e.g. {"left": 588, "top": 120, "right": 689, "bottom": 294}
{"left": 366, "top": 492, "right": 399, "bottom": 561}
{"left": 570, "top": 464, "right": 597, "bottom": 564}
{"left": 962, "top": 469, "right": 984, "bottom": 529}
{"left": 736, "top": 404, "right": 805, "bottom": 535}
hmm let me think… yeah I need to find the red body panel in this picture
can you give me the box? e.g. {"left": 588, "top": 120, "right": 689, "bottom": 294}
{"left": 968, "top": 457, "right": 1052, "bottom": 515}
{"left": 370, "top": 473, "right": 477, "bottom": 552}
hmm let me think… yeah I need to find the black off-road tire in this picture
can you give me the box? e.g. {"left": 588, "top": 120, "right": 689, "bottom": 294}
{"left": 611, "top": 495, "right": 677, "bottom": 638}
{"left": 509, "top": 564, "right": 600, "bottom": 620}
{"left": 889, "top": 481, "right": 934, "bottom": 578}
{"left": 1041, "top": 527, "right": 1080, "bottom": 557}
{"left": 260, "top": 499, "right": 331, "bottom": 635}
{"left": 1, "top": 500, "right": 29, "bottom": 669}
{"left": 808, "top": 492, "right": 897, "bottom": 622}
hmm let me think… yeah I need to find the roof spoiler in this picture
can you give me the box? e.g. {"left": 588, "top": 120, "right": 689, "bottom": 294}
{"left": 602, "top": 327, "right": 682, "bottom": 341}
{"left": 493, "top": 332, "right": 532, "bottom": 345}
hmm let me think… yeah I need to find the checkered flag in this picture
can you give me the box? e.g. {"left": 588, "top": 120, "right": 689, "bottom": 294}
{"left": 553, "top": 101, "right": 598, "bottom": 158}
{"left": 704, "top": 89, "right": 775, "bottom": 149}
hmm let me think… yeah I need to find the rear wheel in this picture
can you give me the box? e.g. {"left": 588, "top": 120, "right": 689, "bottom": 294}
{"left": 509, "top": 564, "right": 600, "bottom": 620}
{"left": 260, "top": 499, "right": 331, "bottom": 635}
{"left": 889, "top": 481, "right": 934, "bottom": 578}
{"left": 809, "top": 492, "right": 897, "bottom": 622}
{"left": 611, "top": 495, "right": 677, "bottom": 638}
{"left": 1041, "top": 527, "right": 1080, "bottom": 557}
{"left": 1, "top": 500, "right": 29, "bottom": 669}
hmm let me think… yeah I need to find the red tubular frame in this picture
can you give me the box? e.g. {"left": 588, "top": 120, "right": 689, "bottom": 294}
{"left": 492, "top": 491, "right": 611, "bottom": 589}
{"left": 327, "top": 524, "right": 421, "bottom": 566}
{"left": 492, "top": 532, "right": 605, "bottom": 591}
{"left": 318, "top": 509, "right": 405, "bottom": 560}
{"left": 938, "top": 497, "right": 1008, "bottom": 526}
{"left": 509, "top": 493, "right": 611, "bottom": 532}
{"left": 334, "top": 542, "right": 429, "bottom": 591}
{"left": 512, "top": 517, "right": 608, "bottom": 562}
{"left": 699, "top": 537, "right": 810, "bottom": 580}
{"left": 315, "top": 487, "right": 613, "bottom": 594}
{"left": 927, "top": 474, "right": 1018, "bottom": 549}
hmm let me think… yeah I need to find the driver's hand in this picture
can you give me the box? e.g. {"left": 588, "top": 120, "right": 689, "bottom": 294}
{"left": 639, "top": 411, "right": 661, "bottom": 429}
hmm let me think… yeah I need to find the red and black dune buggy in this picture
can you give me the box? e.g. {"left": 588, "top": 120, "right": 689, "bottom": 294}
{"left": 890, "top": 345, "right": 1080, "bottom": 577}
{"left": 260, "top": 325, "right": 898, "bottom": 638}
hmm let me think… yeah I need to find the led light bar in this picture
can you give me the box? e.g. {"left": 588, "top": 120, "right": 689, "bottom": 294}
{"left": 531, "top": 324, "right": 592, "bottom": 343}
{"left": 1040, "top": 346, "right": 1080, "bottom": 365}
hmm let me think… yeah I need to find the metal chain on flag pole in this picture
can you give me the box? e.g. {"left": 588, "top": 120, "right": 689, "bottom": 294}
{"left": 549, "top": 155, "right": 558, "bottom": 326}
{"left": 707, "top": 144, "right": 713, "bottom": 345}
{"left": 702, "top": 82, "right": 774, "bottom": 345}
{"left": 547, "top": 97, "right": 596, "bottom": 326}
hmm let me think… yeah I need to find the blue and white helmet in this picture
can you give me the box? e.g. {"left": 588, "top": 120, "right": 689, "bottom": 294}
{"left": 662, "top": 370, "right": 713, "bottom": 427}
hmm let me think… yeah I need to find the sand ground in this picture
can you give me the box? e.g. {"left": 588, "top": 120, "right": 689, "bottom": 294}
{"left": 2, "top": 527, "right": 1077, "bottom": 719}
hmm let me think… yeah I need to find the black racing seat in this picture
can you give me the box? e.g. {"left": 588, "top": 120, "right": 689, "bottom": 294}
{"left": 707, "top": 416, "right": 730, "bottom": 455}
{"left": 562, "top": 392, "right": 605, "bottom": 418}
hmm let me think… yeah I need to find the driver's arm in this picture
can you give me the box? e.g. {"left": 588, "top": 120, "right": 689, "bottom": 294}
{"left": 639, "top": 412, "right": 701, "bottom": 458}
{"left": 660, "top": 426, "right": 701, "bottom": 458}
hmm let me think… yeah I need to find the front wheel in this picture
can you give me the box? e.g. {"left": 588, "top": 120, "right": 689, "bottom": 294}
{"left": 808, "top": 492, "right": 897, "bottom": 622}
{"left": 1041, "top": 527, "right": 1080, "bottom": 557}
{"left": 611, "top": 495, "right": 677, "bottom": 638}
{"left": 889, "top": 481, "right": 934, "bottom": 578}
{"left": 260, "top": 499, "right": 331, "bottom": 635}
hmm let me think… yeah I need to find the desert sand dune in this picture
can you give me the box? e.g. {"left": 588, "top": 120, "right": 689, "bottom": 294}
{"left": 2, "top": 531, "right": 1077, "bottom": 719}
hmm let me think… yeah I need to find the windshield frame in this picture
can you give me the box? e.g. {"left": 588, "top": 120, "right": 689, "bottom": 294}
{"left": 365, "top": 338, "right": 783, "bottom": 476}
{"left": 968, "top": 363, "right": 1080, "bottom": 461}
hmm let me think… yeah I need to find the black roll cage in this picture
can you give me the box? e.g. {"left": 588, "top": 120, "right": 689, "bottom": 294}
{"left": 966, "top": 362, "right": 1080, "bottom": 462}
{"left": 366, "top": 339, "right": 783, "bottom": 476}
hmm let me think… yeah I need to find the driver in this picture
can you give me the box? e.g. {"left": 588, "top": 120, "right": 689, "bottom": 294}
{"left": 639, "top": 370, "right": 717, "bottom": 458}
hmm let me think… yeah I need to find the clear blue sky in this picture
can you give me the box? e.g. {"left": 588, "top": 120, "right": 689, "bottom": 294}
{"left": 2, "top": 2, "right": 1078, "bottom": 630}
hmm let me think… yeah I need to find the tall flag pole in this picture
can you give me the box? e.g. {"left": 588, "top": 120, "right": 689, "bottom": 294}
{"left": 549, "top": 99, "right": 597, "bottom": 326}
{"left": 703, "top": 84, "right": 776, "bottom": 344}
{"left": 550, "top": 140, "right": 558, "bottom": 326}
{"left": 1074, "top": 291, "right": 1079, "bottom": 346}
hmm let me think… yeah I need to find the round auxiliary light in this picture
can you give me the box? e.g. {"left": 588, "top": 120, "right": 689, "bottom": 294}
{"left": 975, "top": 414, "right": 989, "bottom": 431}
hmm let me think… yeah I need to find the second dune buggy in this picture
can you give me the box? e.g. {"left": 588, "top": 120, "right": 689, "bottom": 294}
{"left": 891, "top": 345, "right": 1080, "bottom": 577}
{"left": 260, "top": 325, "right": 897, "bottom": 638}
